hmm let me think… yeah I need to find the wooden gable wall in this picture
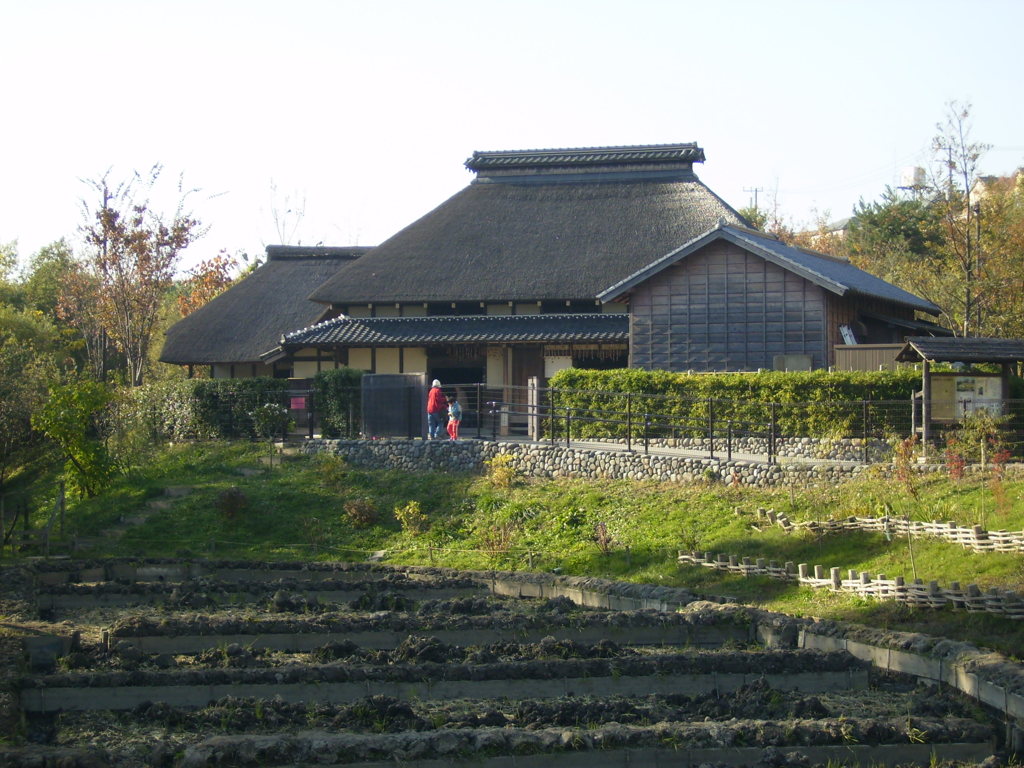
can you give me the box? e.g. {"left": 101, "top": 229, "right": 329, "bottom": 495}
{"left": 628, "top": 240, "right": 828, "bottom": 371}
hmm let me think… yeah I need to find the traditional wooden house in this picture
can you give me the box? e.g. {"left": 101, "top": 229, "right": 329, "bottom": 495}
{"left": 162, "top": 142, "right": 944, "bottom": 385}
{"left": 266, "top": 143, "right": 746, "bottom": 385}
{"left": 598, "top": 222, "right": 945, "bottom": 372}
{"left": 159, "top": 245, "right": 370, "bottom": 377}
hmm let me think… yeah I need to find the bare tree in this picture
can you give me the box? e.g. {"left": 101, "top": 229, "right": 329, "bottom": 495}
{"left": 77, "top": 165, "right": 203, "bottom": 385}
{"left": 930, "top": 102, "right": 991, "bottom": 336}
{"left": 269, "top": 180, "right": 307, "bottom": 245}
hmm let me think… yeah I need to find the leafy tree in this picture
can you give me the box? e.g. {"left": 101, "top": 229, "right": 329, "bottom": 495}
{"left": 0, "top": 240, "right": 21, "bottom": 307}
{"left": 838, "top": 103, "right": 1024, "bottom": 338}
{"left": 843, "top": 188, "right": 946, "bottom": 293}
{"left": 0, "top": 304, "right": 60, "bottom": 487}
{"left": 737, "top": 196, "right": 800, "bottom": 243}
{"left": 19, "top": 240, "right": 92, "bottom": 373}
{"left": 974, "top": 171, "right": 1024, "bottom": 337}
{"left": 77, "top": 165, "right": 203, "bottom": 385}
{"left": 31, "top": 379, "right": 116, "bottom": 498}
{"left": 57, "top": 260, "right": 111, "bottom": 381}
{"left": 22, "top": 240, "right": 76, "bottom": 317}
{"left": 176, "top": 249, "right": 241, "bottom": 317}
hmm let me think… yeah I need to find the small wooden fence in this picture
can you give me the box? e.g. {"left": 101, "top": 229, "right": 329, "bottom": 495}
{"left": 1, "top": 484, "right": 65, "bottom": 557}
{"left": 676, "top": 550, "right": 1024, "bottom": 619}
{"left": 754, "top": 507, "right": 1024, "bottom": 554}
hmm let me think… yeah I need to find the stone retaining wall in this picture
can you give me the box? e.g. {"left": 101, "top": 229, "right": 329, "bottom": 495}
{"left": 303, "top": 438, "right": 872, "bottom": 487}
{"left": 600, "top": 435, "right": 892, "bottom": 463}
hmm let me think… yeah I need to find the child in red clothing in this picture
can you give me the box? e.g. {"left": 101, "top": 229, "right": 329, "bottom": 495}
{"left": 446, "top": 394, "right": 462, "bottom": 440}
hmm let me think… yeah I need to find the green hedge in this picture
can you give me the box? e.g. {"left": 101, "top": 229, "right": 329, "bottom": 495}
{"left": 190, "top": 378, "right": 292, "bottom": 438}
{"left": 312, "top": 367, "right": 364, "bottom": 437}
{"left": 116, "top": 378, "right": 292, "bottom": 441}
{"left": 545, "top": 368, "right": 922, "bottom": 439}
{"left": 113, "top": 372, "right": 365, "bottom": 443}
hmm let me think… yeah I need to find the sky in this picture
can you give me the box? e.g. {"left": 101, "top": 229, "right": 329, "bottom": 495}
{"left": 3, "top": 0, "right": 1023, "bottom": 275}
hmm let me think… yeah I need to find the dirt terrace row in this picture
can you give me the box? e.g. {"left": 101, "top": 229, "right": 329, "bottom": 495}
{"left": 0, "top": 559, "right": 1010, "bottom": 768}
{"left": 16, "top": 678, "right": 996, "bottom": 767}
{"left": 8, "top": 717, "right": 996, "bottom": 768}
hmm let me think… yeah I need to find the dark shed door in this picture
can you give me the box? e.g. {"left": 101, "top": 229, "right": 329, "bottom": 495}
{"left": 362, "top": 373, "right": 427, "bottom": 438}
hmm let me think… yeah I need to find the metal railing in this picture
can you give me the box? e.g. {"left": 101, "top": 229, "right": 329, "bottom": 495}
{"left": 135, "top": 381, "right": 1024, "bottom": 465}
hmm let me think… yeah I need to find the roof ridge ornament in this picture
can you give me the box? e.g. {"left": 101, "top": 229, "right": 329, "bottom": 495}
{"left": 465, "top": 142, "right": 705, "bottom": 173}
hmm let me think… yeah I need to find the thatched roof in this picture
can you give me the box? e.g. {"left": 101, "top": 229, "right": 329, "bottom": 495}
{"left": 160, "top": 246, "right": 370, "bottom": 365}
{"left": 599, "top": 223, "right": 942, "bottom": 315}
{"left": 275, "top": 313, "right": 628, "bottom": 351}
{"left": 310, "top": 143, "right": 747, "bottom": 305}
{"left": 895, "top": 336, "right": 1024, "bottom": 364}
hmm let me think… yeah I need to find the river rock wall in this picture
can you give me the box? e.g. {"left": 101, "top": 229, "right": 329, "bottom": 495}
{"left": 302, "top": 438, "right": 875, "bottom": 487}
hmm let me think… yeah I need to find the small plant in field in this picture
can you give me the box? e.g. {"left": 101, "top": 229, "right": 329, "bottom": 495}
{"left": 476, "top": 519, "right": 517, "bottom": 562}
{"left": 891, "top": 435, "right": 919, "bottom": 500}
{"left": 343, "top": 497, "right": 378, "bottom": 527}
{"left": 302, "top": 516, "right": 325, "bottom": 553}
{"left": 250, "top": 402, "right": 293, "bottom": 440}
{"left": 593, "top": 521, "right": 618, "bottom": 555}
{"left": 889, "top": 434, "right": 920, "bottom": 579}
{"left": 395, "top": 500, "right": 428, "bottom": 535}
{"left": 216, "top": 486, "right": 248, "bottom": 519}
{"left": 484, "top": 453, "right": 517, "bottom": 489}
{"left": 314, "top": 453, "right": 349, "bottom": 489}
{"left": 953, "top": 409, "right": 1010, "bottom": 464}
{"left": 943, "top": 436, "right": 966, "bottom": 483}
{"left": 990, "top": 445, "right": 1012, "bottom": 518}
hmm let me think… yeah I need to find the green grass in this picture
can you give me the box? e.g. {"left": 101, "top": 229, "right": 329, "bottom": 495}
{"left": 14, "top": 441, "right": 1024, "bottom": 655}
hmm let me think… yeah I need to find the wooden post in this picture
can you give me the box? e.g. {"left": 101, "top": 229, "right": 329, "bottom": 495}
{"left": 921, "top": 359, "right": 931, "bottom": 452}
{"left": 527, "top": 376, "right": 540, "bottom": 441}
{"left": 798, "top": 563, "right": 809, "bottom": 580}
{"left": 830, "top": 567, "right": 842, "bottom": 590}
{"left": 59, "top": 481, "right": 66, "bottom": 538}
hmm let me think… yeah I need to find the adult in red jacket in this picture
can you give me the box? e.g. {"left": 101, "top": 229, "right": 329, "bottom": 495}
{"left": 426, "top": 379, "right": 447, "bottom": 439}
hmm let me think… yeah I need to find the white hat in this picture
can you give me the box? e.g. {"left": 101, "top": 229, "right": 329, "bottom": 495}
{"left": 431, "top": 379, "right": 441, "bottom": 387}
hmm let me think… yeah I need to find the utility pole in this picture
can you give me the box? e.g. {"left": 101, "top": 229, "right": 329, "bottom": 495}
{"left": 743, "top": 187, "right": 763, "bottom": 211}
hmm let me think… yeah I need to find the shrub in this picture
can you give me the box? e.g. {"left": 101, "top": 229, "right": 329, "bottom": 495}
{"left": 395, "top": 500, "right": 428, "bottom": 535}
{"left": 312, "top": 368, "right": 363, "bottom": 438}
{"left": 31, "top": 380, "right": 117, "bottom": 498}
{"left": 110, "top": 378, "right": 293, "bottom": 441}
{"left": 484, "top": 453, "right": 517, "bottom": 489}
{"left": 947, "top": 410, "right": 1010, "bottom": 464}
{"left": 344, "top": 498, "right": 378, "bottom": 527}
{"left": 313, "top": 453, "right": 349, "bottom": 489}
{"left": 216, "top": 486, "right": 248, "bottom": 519}
{"left": 593, "top": 521, "right": 617, "bottom": 555}
{"left": 250, "top": 402, "right": 293, "bottom": 440}
{"left": 111, "top": 379, "right": 214, "bottom": 444}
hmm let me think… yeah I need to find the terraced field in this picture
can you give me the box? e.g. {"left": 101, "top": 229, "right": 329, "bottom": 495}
{"left": 0, "top": 560, "right": 1013, "bottom": 767}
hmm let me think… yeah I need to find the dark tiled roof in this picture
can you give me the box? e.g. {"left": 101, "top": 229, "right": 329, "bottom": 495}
{"left": 465, "top": 143, "right": 705, "bottom": 172}
{"left": 281, "top": 313, "right": 629, "bottom": 347}
{"left": 895, "top": 337, "right": 1024, "bottom": 364}
{"left": 265, "top": 245, "right": 369, "bottom": 260}
{"left": 310, "top": 173, "right": 747, "bottom": 305}
{"left": 160, "top": 246, "right": 371, "bottom": 365}
{"left": 599, "top": 224, "right": 941, "bottom": 315}
{"left": 860, "top": 311, "right": 954, "bottom": 336}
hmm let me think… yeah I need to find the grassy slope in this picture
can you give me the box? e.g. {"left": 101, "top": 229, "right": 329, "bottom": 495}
{"left": 41, "top": 442, "right": 1024, "bottom": 656}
